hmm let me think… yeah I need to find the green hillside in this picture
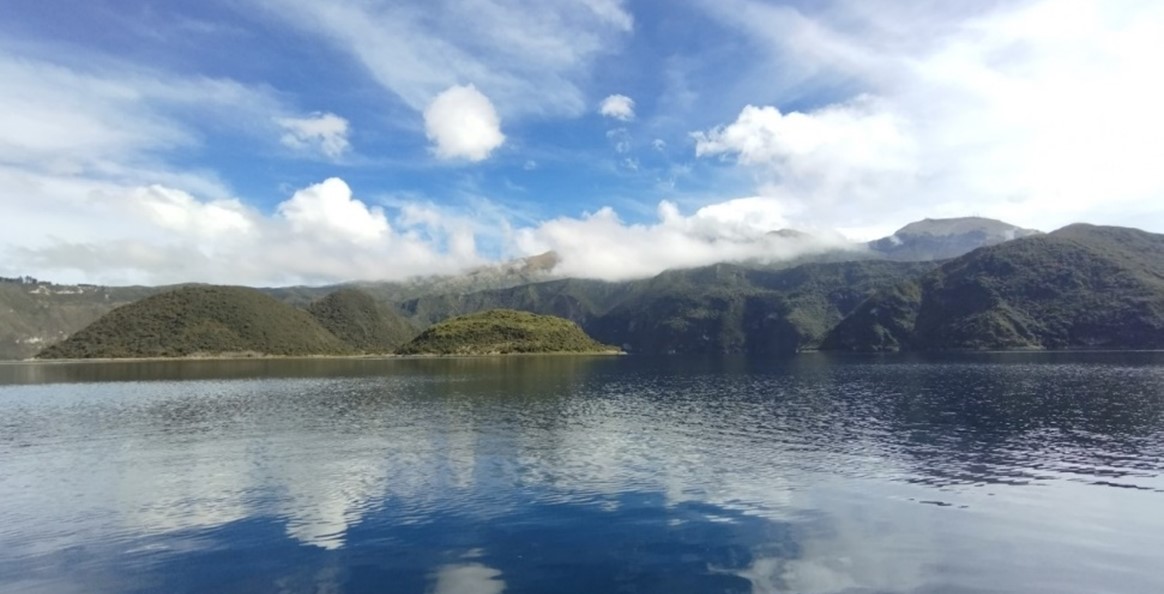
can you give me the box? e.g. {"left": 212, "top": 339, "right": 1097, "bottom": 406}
{"left": 0, "top": 279, "right": 162, "bottom": 360}
{"left": 37, "top": 285, "right": 355, "bottom": 358}
{"left": 14, "top": 223, "right": 1164, "bottom": 359}
{"left": 402, "top": 260, "right": 933, "bottom": 354}
{"left": 823, "top": 225, "right": 1164, "bottom": 350}
{"left": 396, "top": 309, "right": 617, "bottom": 355}
{"left": 307, "top": 288, "right": 416, "bottom": 353}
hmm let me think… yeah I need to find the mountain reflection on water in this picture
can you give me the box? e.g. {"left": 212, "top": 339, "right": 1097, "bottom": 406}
{"left": 1, "top": 353, "right": 1163, "bottom": 593}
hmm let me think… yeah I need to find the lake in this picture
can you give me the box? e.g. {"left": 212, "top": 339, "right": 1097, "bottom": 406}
{"left": 1, "top": 352, "right": 1163, "bottom": 593}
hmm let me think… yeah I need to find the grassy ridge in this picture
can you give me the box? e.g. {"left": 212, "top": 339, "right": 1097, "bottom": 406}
{"left": 37, "top": 286, "right": 354, "bottom": 358}
{"left": 396, "top": 309, "right": 617, "bottom": 355}
{"left": 307, "top": 288, "right": 416, "bottom": 353}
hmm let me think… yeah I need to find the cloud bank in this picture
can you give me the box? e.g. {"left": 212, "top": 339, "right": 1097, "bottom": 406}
{"left": 0, "top": 174, "right": 853, "bottom": 285}
{"left": 690, "top": 0, "right": 1164, "bottom": 232}
{"left": 0, "top": 175, "right": 492, "bottom": 286}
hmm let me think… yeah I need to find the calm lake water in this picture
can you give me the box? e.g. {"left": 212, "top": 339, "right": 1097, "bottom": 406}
{"left": 2, "top": 353, "right": 1163, "bottom": 593}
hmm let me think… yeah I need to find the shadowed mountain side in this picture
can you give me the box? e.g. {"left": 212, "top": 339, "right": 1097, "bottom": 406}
{"left": 825, "top": 225, "right": 1164, "bottom": 351}
{"left": 307, "top": 289, "right": 417, "bottom": 353}
{"left": 37, "top": 286, "right": 355, "bottom": 359}
{"left": 396, "top": 309, "right": 617, "bottom": 355}
{"left": 403, "top": 261, "right": 935, "bottom": 355}
{"left": 589, "top": 261, "right": 935, "bottom": 354}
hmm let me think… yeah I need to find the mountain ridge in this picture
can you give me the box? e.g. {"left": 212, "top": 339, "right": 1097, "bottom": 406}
{"left": 14, "top": 218, "right": 1161, "bottom": 359}
{"left": 823, "top": 224, "right": 1164, "bottom": 351}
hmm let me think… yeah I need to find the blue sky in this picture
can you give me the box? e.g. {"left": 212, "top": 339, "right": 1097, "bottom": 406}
{"left": 2, "top": 0, "right": 1162, "bottom": 285}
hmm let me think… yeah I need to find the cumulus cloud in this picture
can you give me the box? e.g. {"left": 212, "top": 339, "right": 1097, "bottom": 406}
{"left": 692, "top": 97, "right": 916, "bottom": 217}
{"left": 276, "top": 112, "right": 351, "bottom": 158}
{"left": 0, "top": 173, "right": 487, "bottom": 285}
{"left": 0, "top": 168, "right": 857, "bottom": 285}
{"left": 130, "top": 185, "right": 255, "bottom": 239}
{"left": 599, "top": 94, "right": 635, "bottom": 120}
{"left": 691, "top": 0, "right": 1164, "bottom": 232}
{"left": 277, "top": 178, "right": 389, "bottom": 244}
{"left": 424, "top": 85, "right": 506, "bottom": 162}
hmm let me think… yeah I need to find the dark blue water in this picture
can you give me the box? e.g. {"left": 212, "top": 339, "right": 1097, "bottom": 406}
{"left": 1, "top": 353, "right": 1163, "bottom": 593}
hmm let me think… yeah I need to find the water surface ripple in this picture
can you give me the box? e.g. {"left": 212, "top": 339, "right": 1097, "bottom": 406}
{"left": 1, "top": 352, "right": 1163, "bottom": 593}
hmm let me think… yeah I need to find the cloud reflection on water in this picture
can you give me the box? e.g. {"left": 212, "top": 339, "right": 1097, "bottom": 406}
{"left": 1, "top": 354, "right": 1164, "bottom": 592}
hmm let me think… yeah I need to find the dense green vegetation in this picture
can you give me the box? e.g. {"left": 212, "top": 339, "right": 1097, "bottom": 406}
{"left": 307, "top": 288, "right": 416, "bottom": 353}
{"left": 13, "top": 222, "right": 1164, "bottom": 359}
{"left": 824, "top": 225, "right": 1164, "bottom": 350}
{"left": 37, "top": 286, "right": 355, "bottom": 358}
{"left": 402, "top": 260, "right": 933, "bottom": 354}
{"left": 396, "top": 309, "right": 617, "bottom": 355}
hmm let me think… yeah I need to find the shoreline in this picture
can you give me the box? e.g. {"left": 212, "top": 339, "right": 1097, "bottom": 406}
{"left": 8, "top": 350, "right": 627, "bottom": 364}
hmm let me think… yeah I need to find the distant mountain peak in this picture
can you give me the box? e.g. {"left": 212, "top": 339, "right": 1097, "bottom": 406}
{"left": 520, "top": 250, "right": 560, "bottom": 273}
{"left": 767, "top": 228, "right": 812, "bottom": 240}
{"left": 893, "top": 216, "right": 1040, "bottom": 239}
{"left": 869, "top": 216, "right": 1041, "bottom": 261}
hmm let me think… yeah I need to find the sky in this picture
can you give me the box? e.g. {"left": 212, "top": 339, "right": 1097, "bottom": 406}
{"left": 2, "top": 0, "right": 1162, "bottom": 286}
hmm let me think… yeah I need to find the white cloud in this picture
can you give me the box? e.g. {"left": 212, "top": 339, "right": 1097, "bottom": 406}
{"left": 599, "top": 94, "right": 636, "bottom": 120}
{"left": 0, "top": 173, "right": 487, "bottom": 285}
{"left": 0, "top": 169, "right": 855, "bottom": 285}
{"left": 276, "top": 112, "right": 351, "bottom": 158}
{"left": 424, "top": 85, "right": 506, "bottom": 162}
{"left": 692, "top": 97, "right": 916, "bottom": 219}
{"left": 0, "top": 51, "right": 351, "bottom": 199}
{"left": 515, "top": 197, "right": 853, "bottom": 281}
{"left": 277, "top": 178, "right": 389, "bottom": 244}
{"left": 252, "top": 0, "right": 632, "bottom": 118}
{"left": 691, "top": 0, "right": 1164, "bottom": 232}
{"left": 131, "top": 185, "right": 255, "bottom": 239}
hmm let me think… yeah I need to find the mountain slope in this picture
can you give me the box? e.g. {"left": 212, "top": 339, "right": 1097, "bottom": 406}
{"left": 307, "top": 288, "right": 416, "bottom": 353}
{"left": 396, "top": 309, "right": 616, "bottom": 355}
{"left": 0, "top": 279, "right": 163, "bottom": 360}
{"left": 38, "top": 285, "right": 354, "bottom": 358}
{"left": 403, "top": 260, "right": 934, "bottom": 354}
{"left": 590, "top": 260, "right": 935, "bottom": 354}
{"left": 825, "top": 225, "right": 1164, "bottom": 350}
